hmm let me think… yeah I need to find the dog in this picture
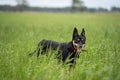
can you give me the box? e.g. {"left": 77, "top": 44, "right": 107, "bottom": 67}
{"left": 29, "top": 27, "right": 86, "bottom": 67}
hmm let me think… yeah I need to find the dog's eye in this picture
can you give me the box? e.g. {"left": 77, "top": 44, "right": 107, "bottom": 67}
{"left": 77, "top": 39, "right": 80, "bottom": 41}
{"left": 75, "top": 39, "right": 80, "bottom": 43}
{"left": 81, "top": 39, "right": 84, "bottom": 41}
{"left": 77, "top": 39, "right": 80, "bottom": 42}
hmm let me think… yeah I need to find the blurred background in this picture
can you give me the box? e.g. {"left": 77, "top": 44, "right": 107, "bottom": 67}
{"left": 0, "top": 0, "right": 120, "bottom": 12}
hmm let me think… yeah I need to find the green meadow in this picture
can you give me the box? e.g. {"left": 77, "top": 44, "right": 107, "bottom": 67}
{"left": 0, "top": 12, "right": 120, "bottom": 80}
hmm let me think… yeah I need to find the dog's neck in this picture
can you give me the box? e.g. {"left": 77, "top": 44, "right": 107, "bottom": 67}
{"left": 68, "top": 41, "right": 77, "bottom": 53}
{"left": 71, "top": 46, "right": 77, "bottom": 52}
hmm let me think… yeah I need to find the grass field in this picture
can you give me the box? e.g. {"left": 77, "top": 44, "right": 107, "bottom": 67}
{"left": 0, "top": 12, "right": 120, "bottom": 80}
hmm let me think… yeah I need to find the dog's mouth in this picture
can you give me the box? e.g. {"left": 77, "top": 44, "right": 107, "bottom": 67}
{"left": 73, "top": 41, "right": 85, "bottom": 53}
{"left": 75, "top": 45, "right": 83, "bottom": 53}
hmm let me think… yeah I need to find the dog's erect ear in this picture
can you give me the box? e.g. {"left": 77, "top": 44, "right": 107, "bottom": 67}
{"left": 73, "top": 27, "right": 78, "bottom": 39}
{"left": 81, "top": 28, "right": 85, "bottom": 36}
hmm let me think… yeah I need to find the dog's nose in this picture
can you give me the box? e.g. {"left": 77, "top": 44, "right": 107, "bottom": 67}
{"left": 79, "top": 46, "right": 82, "bottom": 49}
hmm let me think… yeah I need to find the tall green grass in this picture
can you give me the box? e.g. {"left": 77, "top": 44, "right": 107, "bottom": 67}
{"left": 0, "top": 12, "right": 120, "bottom": 80}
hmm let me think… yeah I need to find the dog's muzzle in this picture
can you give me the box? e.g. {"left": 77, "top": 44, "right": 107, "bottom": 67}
{"left": 73, "top": 41, "right": 85, "bottom": 53}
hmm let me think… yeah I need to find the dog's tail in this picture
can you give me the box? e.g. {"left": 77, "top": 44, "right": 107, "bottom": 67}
{"left": 29, "top": 45, "right": 40, "bottom": 57}
{"left": 29, "top": 40, "right": 45, "bottom": 57}
{"left": 29, "top": 41, "right": 43, "bottom": 57}
{"left": 29, "top": 49, "right": 37, "bottom": 56}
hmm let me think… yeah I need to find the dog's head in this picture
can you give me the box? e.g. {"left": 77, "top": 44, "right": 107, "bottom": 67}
{"left": 72, "top": 27, "right": 86, "bottom": 52}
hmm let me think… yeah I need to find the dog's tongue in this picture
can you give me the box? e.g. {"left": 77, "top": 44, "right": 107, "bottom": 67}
{"left": 77, "top": 49, "right": 82, "bottom": 53}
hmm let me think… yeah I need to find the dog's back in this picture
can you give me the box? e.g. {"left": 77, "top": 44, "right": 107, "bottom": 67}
{"left": 39, "top": 39, "right": 60, "bottom": 50}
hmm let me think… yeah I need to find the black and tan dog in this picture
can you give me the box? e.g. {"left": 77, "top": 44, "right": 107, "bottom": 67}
{"left": 29, "top": 27, "right": 86, "bottom": 67}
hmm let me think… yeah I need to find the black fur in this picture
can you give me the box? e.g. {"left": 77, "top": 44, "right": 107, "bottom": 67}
{"left": 29, "top": 27, "right": 86, "bottom": 67}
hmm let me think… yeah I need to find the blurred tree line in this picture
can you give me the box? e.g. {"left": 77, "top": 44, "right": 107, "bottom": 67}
{"left": 0, "top": 0, "right": 120, "bottom": 12}
{"left": 16, "top": 0, "right": 28, "bottom": 11}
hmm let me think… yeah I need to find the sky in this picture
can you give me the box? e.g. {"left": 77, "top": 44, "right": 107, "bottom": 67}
{"left": 0, "top": 0, "right": 120, "bottom": 10}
